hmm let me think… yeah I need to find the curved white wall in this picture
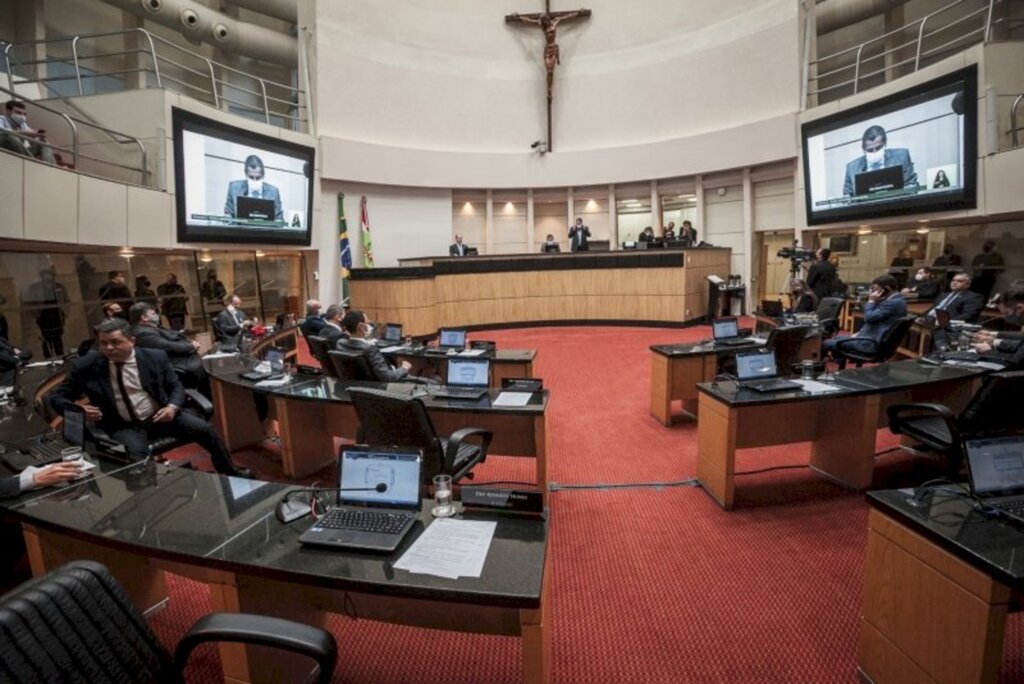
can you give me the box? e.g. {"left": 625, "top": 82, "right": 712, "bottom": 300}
{"left": 308, "top": 0, "right": 803, "bottom": 187}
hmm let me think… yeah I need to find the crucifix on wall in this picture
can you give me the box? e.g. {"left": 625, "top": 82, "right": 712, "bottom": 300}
{"left": 505, "top": 1, "right": 591, "bottom": 152}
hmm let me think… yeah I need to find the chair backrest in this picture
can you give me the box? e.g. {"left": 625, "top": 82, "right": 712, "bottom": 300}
{"left": 874, "top": 315, "right": 917, "bottom": 361}
{"left": 327, "top": 349, "right": 375, "bottom": 381}
{"left": 306, "top": 336, "right": 336, "bottom": 377}
{"left": 959, "top": 370, "right": 1024, "bottom": 436}
{"left": 0, "top": 560, "right": 173, "bottom": 682}
{"left": 348, "top": 387, "right": 444, "bottom": 481}
{"left": 817, "top": 297, "right": 844, "bottom": 321}
{"left": 765, "top": 325, "right": 812, "bottom": 375}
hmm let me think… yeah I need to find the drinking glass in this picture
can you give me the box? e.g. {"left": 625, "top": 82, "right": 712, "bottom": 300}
{"left": 801, "top": 360, "right": 815, "bottom": 380}
{"left": 432, "top": 474, "right": 454, "bottom": 517}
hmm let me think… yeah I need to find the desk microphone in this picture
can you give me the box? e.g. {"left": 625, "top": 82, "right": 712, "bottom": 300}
{"left": 275, "top": 483, "right": 388, "bottom": 524}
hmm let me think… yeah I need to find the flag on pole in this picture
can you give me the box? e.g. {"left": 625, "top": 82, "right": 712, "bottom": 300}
{"left": 360, "top": 195, "right": 374, "bottom": 268}
{"left": 338, "top": 193, "right": 352, "bottom": 280}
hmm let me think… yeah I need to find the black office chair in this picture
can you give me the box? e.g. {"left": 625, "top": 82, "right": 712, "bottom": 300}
{"left": 348, "top": 387, "right": 492, "bottom": 484}
{"left": 0, "top": 560, "right": 337, "bottom": 684}
{"left": 887, "top": 370, "right": 1024, "bottom": 474}
{"left": 327, "top": 349, "right": 375, "bottom": 381}
{"left": 816, "top": 297, "right": 845, "bottom": 339}
{"left": 306, "top": 336, "right": 337, "bottom": 378}
{"left": 764, "top": 325, "right": 812, "bottom": 377}
{"left": 832, "top": 315, "right": 916, "bottom": 369}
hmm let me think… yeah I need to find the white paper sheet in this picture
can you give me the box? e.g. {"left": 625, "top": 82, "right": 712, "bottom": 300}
{"left": 792, "top": 378, "right": 842, "bottom": 393}
{"left": 381, "top": 345, "right": 406, "bottom": 353}
{"left": 393, "top": 518, "right": 496, "bottom": 579}
{"left": 491, "top": 391, "right": 533, "bottom": 407}
{"left": 457, "top": 349, "right": 487, "bottom": 357}
{"left": 254, "top": 375, "right": 291, "bottom": 388}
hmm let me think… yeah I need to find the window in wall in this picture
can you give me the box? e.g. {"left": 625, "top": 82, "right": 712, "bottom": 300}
{"left": 615, "top": 195, "right": 652, "bottom": 245}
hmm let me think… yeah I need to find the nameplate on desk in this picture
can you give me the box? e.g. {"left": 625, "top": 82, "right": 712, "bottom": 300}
{"left": 461, "top": 487, "right": 544, "bottom": 515}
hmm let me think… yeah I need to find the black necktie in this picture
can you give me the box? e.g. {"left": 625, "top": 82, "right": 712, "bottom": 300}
{"left": 115, "top": 362, "right": 140, "bottom": 423}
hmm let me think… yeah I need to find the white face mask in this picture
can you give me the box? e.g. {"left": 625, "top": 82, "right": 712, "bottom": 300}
{"left": 865, "top": 148, "right": 885, "bottom": 166}
{"left": 146, "top": 311, "right": 160, "bottom": 324}
{"left": 10, "top": 113, "right": 26, "bottom": 125}
{"left": 915, "top": 273, "right": 925, "bottom": 281}
{"left": 247, "top": 179, "right": 263, "bottom": 194}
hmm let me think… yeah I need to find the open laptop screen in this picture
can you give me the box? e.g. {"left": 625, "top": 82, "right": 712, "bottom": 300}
{"left": 439, "top": 328, "right": 466, "bottom": 349}
{"left": 63, "top": 405, "right": 85, "bottom": 447}
{"left": 966, "top": 436, "right": 1024, "bottom": 497}
{"left": 447, "top": 358, "right": 489, "bottom": 387}
{"left": 339, "top": 448, "right": 422, "bottom": 508}
{"left": 712, "top": 318, "right": 739, "bottom": 340}
{"left": 384, "top": 323, "right": 403, "bottom": 342}
{"left": 735, "top": 351, "right": 778, "bottom": 381}
{"left": 264, "top": 347, "right": 285, "bottom": 372}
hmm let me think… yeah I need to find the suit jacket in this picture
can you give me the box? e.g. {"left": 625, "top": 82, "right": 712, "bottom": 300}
{"left": 156, "top": 282, "right": 188, "bottom": 316}
{"left": 299, "top": 316, "right": 326, "bottom": 340}
{"left": 213, "top": 308, "right": 246, "bottom": 347}
{"left": 449, "top": 243, "right": 468, "bottom": 257}
{"left": 48, "top": 348, "right": 185, "bottom": 432}
{"left": 981, "top": 339, "right": 1024, "bottom": 370}
{"left": 931, "top": 290, "right": 985, "bottom": 323}
{"left": 98, "top": 282, "right": 133, "bottom": 308}
{"left": 843, "top": 148, "right": 917, "bottom": 196}
{"left": 907, "top": 279, "right": 941, "bottom": 301}
{"left": 336, "top": 337, "right": 407, "bottom": 382}
{"left": 806, "top": 260, "right": 837, "bottom": 300}
{"left": 569, "top": 225, "right": 591, "bottom": 252}
{"left": 320, "top": 323, "right": 345, "bottom": 348}
{"left": 0, "top": 475, "right": 20, "bottom": 498}
{"left": 224, "top": 180, "right": 283, "bottom": 221}
{"left": 132, "top": 324, "right": 202, "bottom": 376}
{"left": 858, "top": 294, "right": 908, "bottom": 344}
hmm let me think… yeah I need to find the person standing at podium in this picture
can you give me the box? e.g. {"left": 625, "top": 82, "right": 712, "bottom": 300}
{"left": 449, "top": 234, "right": 469, "bottom": 257}
{"left": 569, "top": 218, "right": 591, "bottom": 252}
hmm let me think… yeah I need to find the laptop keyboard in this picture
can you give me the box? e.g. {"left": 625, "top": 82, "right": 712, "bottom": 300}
{"left": 315, "top": 508, "right": 415, "bottom": 535}
{"left": 716, "top": 338, "right": 751, "bottom": 346}
{"left": 742, "top": 378, "right": 801, "bottom": 392}
{"left": 995, "top": 500, "right": 1024, "bottom": 519}
{"left": 432, "top": 386, "right": 486, "bottom": 398}
{"left": 31, "top": 438, "right": 69, "bottom": 463}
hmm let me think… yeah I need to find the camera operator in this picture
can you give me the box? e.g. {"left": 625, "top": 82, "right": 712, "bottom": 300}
{"left": 806, "top": 248, "right": 838, "bottom": 301}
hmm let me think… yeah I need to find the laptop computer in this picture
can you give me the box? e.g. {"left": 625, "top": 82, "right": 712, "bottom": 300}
{"left": 3, "top": 405, "right": 88, "bottom": 471}
{"left": 438, "top": 328, "right": 467, "bottom": 351}
{"left": 236, "top": 196, "right": 276, "bottom": 221}
{"left": 761, "top": 300, "right": 784, "bottom": 317}
{"left": 382, "top": 323, "right": 403, "bottom": 343}
{"left": 854, "top": 166, "right": 905, "bottom": 196}
{"left": 240, "top": 346, "right": 286, "bottom": 381}
{"left": 298, "top": 445, "right": 423, "bottom": 552}
{"left": 432, "top": 357, "right": 490, "bottom": 400}
{"left": 965, "top": 435, "right": 1024, "bottom": 523}
{"left": 712, "top": 317, "right": 751, "bottom": 346}
{"left": 735, "top": 350, "right": 802, "bottom": 393}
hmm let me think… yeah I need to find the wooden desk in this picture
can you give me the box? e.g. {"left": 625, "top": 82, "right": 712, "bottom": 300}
{"left": 396, "top": 349, "right": 536, "bottom": 388}
{"left": 860, "top": 490, "right": 1024, "bottom": 683}
{"left": 695, "top": 361, "right": 983, "bottom": 509}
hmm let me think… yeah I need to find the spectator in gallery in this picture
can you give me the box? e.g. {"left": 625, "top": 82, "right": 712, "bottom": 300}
{"left": 541, "top": 234, "right": 561, "bottom": 253}
{"left": 157, "top": 273, "right": 189, "bottom": 331}
{"left": 888, "top": 248, "right": 914, "bottom": 290}
{"left": 932, "top": 169, "right": 951, "bottom": 188}
{"left": 201, "top": 271, "right": 227, "bottom": 303}
{"left": 971, "top": 240, "right": 1004, "bottom": 301}
{"left": 134, "top": 275, "right": 157, "bottom": 307}
{"left": 0, "top": 100, "right": 55, "bottom": 164}
{"left": 842, "top": 124, "right": 917, "bottom": 197}
{"left": 24, "top": 268, "right": 68, "bottom": 358}
{"left": 664, "top": 222, "right": 676, "bottom": 240}
{"left": 639, "top": 227, "right": 656, "bottom": 243}
{"left": 932, "top": 243, "right": 962, "bottom": 289}
{"left": 681, "top": 220, "right": 698, "bottom": 245}
{"left": 98, "top": 271, "right": 133, "bottom": 311}
{"left": 224, "top": 154, "right": 283, "bottom": 221}
{"left": 568, "top": 217, "right": 591, "bottom": 252}
{"left": 449, "top": 234, "right": 469, "bottom": 257}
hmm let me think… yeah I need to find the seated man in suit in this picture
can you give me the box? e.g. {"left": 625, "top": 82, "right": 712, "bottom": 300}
{"left": 223, "top": 154, "right": 283, "bottom": 221}
{"left": 924, "top": 272, "right": 985, "bottom": 351}
{"left": 823, "top": 274, "right": 907, "bottom": 364}
{"left": 213, "top": 294, "right": 257, "bottom": 350}
{"left": 900, "top": 266, "right": 942, "bottom": 301}
{"left": 336, "top": 310, "right": 412, "bottom": 382}
{"left": 318, "top": 304, "right": 347, "bottom": 348}
{"left": 129, "top": 302, "right": 209, "bottom": 397}
{"left": 48, "top": 318, "right": 252, "bottom": 478}
{"left": 299, "top": 299, "right": 325, "bottom": 339}
{"left": 449, "top": 233, "right": 469, "bottom": 257}
{"left": 972, "top": 289, "right": 1024, "bottom": 368}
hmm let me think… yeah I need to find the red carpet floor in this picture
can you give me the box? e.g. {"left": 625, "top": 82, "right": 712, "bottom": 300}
{"left": 151, "top": 325, "right": 1024, "bottom": 682}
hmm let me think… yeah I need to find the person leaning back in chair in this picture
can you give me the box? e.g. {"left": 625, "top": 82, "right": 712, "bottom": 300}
{"left": 335, "top": 310, "right": 411, "bottom": 382}
{"left": 47, "top": 318, "right": 252, "bottom": 477}
{"left": 822, "top": 274, "right": 907, "bottom": 366}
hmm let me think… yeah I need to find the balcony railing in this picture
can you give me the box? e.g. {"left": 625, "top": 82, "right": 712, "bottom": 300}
{"left": 2, "top": 28, "right": 306, "bottom": 131}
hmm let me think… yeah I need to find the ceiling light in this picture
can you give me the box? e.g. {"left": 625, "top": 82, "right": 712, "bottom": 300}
{"left": 255, "top": 250, "right": 266, "bottom": 257}
{"left": 857, "top": 228, "right": 872, "bottom": 235}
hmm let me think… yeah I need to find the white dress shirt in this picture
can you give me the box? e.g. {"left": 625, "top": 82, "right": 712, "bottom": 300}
{"left": 108, "top": 351, "right": 159, "bottom": 422}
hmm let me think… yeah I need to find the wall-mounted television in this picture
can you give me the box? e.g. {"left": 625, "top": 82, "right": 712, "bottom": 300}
{"left": 172, "top": 107, "right": 314, "bottom": 245}
{"left": 801, "top": 65, "right": 977, "bottom": 226}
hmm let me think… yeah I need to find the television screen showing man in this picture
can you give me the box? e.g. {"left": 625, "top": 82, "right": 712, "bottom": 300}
{"left": 843, "top": 125, "right": 917, "bottom": 197}
{"left": 224, "top": 154, "right": 283, "bottom": 222}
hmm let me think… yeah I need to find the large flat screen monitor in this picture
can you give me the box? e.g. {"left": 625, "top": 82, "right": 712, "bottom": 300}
{"left": 172, "top": 107, "right": 314, "bottom": 245}
{"left": 801, "top": 65, "right": 977, "bottom": 226}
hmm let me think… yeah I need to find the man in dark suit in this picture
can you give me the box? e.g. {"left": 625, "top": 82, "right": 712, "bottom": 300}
{"left": 130, "top": 303, "right": 208, "bottom": 396}
{"left": 224, "top": 154, "right": 283, "bottom": 221}
{"left": 900, "top": 266, "right": 942, "bottom": 301}
{"left": 336, "top": 310, "right": 411, "bottom": 382}
{"left": 449, "top": 234, "right": 469, "bottom": 257}
{"left": 806, "top": 248, "right": 838, "bottom": 300}
{"left": 318, "top": 304, "right": 347, "bottom": 348}
{"left": 973, "top": 289, "right": 1024, "bottom": 369}
{"left": 823, "top": 274, "right": 907, "bottom": 363}
{"left": 299, "top": 299, "right": 325, "bottom": 339}
{"left": 843, "top": 125, "right": 917, "bottom": 197}
{"left": 213, "top": 294, "right": 256, "bottom": 349}
{"left": 98, "top": 271, "right": 133, "bottom": 312}
{"left": 48, "top": 318, "right": 251, "bottom": 478}
{"left": 156, "top": 273, "right": 189, "bottom": 330}
{"left": 569, "top": 218, "right": 591, "bottom": 252}
{"left": 926, "top": 272, "right": 985, "bottom": 322}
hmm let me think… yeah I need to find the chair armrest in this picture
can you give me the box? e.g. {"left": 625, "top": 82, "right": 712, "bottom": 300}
{"left": 886, "top": 402, "right": 959, "bottom": 445}
{"left": 444, "top": 427, "right": 493, "bottom": 473}
{"left": 174, "top": 613, "right": 337, "bottom": 684}
{"left": 834, "top": 336, "right": 879, "bottom": 359}
{"left": 183, "top": 389, "right": 213, "bottom": 419}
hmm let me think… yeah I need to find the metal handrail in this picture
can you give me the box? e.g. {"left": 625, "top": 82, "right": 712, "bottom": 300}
{"left": 1012, "top": 93, "right": 1024, "bottom": 147}
{"left": 807, "top": 0, "right": 997, "bottom": 102}
{"left": 0, "top": 82, "right": 148, "bottom": 186}
{"left": 3, "top": 27, "right": 305, "bottom": 130}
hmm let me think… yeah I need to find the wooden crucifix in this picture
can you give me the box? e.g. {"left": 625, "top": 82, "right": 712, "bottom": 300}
{"left": 506, "top": 1, "right": 591, "bottom": 152}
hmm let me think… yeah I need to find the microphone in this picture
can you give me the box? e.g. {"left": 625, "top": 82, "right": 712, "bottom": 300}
{"left": 275, "top": 483, "right": 389, "bottom": 523}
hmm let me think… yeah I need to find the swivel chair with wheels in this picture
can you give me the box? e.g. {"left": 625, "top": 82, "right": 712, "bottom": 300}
{"left": 764, "top": 325, "right": 813, "bottom": 377}
{"left": 831, "top": 315, "right": 916, "bottom": 369}
{"left": 327, "top": 349, "right": 375, "bottom": 381}
{"left": 816, "top": 297, "right": 845, "bottom": 339}
{"left": 0, "top": 560, "right": 338, "bottom": 684}
{"left": 347, "top": 386, "right": 492, "bottom": 484}
{"left": 306, "top": 336, "right": 337, "bottom": 377}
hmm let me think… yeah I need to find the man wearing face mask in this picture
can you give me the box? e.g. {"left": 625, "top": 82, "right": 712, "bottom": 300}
{"left": 900, "top": 266, "right": 942, "bottom": 301}
{"left": 0, "top": 100, "right": 55, "bottom": 164}
{"left": 224, "top": 154, "right": 284, "bottom": 221}
{"left": 336, "top": 310, "right": 412, "bottom": 382}
{"left": 130, "top": 302, "right": 208, "bottom": 396}
{"left": 842, "top": 125, "right": 917, "bottom": 197}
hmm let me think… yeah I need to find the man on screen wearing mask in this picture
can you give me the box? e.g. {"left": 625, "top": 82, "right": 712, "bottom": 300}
{"left": 842, "top": 125, "right": 917, "bottom": 197}
{"left": 224, "top": 154, "right": 284, "bottom": 221}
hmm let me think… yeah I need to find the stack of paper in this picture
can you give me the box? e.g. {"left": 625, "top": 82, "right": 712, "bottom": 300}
{"left": 792, "top": 378, "right": 842, "bottom": 394}
{"left": 457, "top": 349, "right": 487, "bottom": 357}
{"left": 492, "top": 391, "right": 532, "bottom": 407}
{"left": 254, "top": 375, "right": 291, "bottom": 388}
{"left": 394, "top": 518, "right": 496, "bottom": 579}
